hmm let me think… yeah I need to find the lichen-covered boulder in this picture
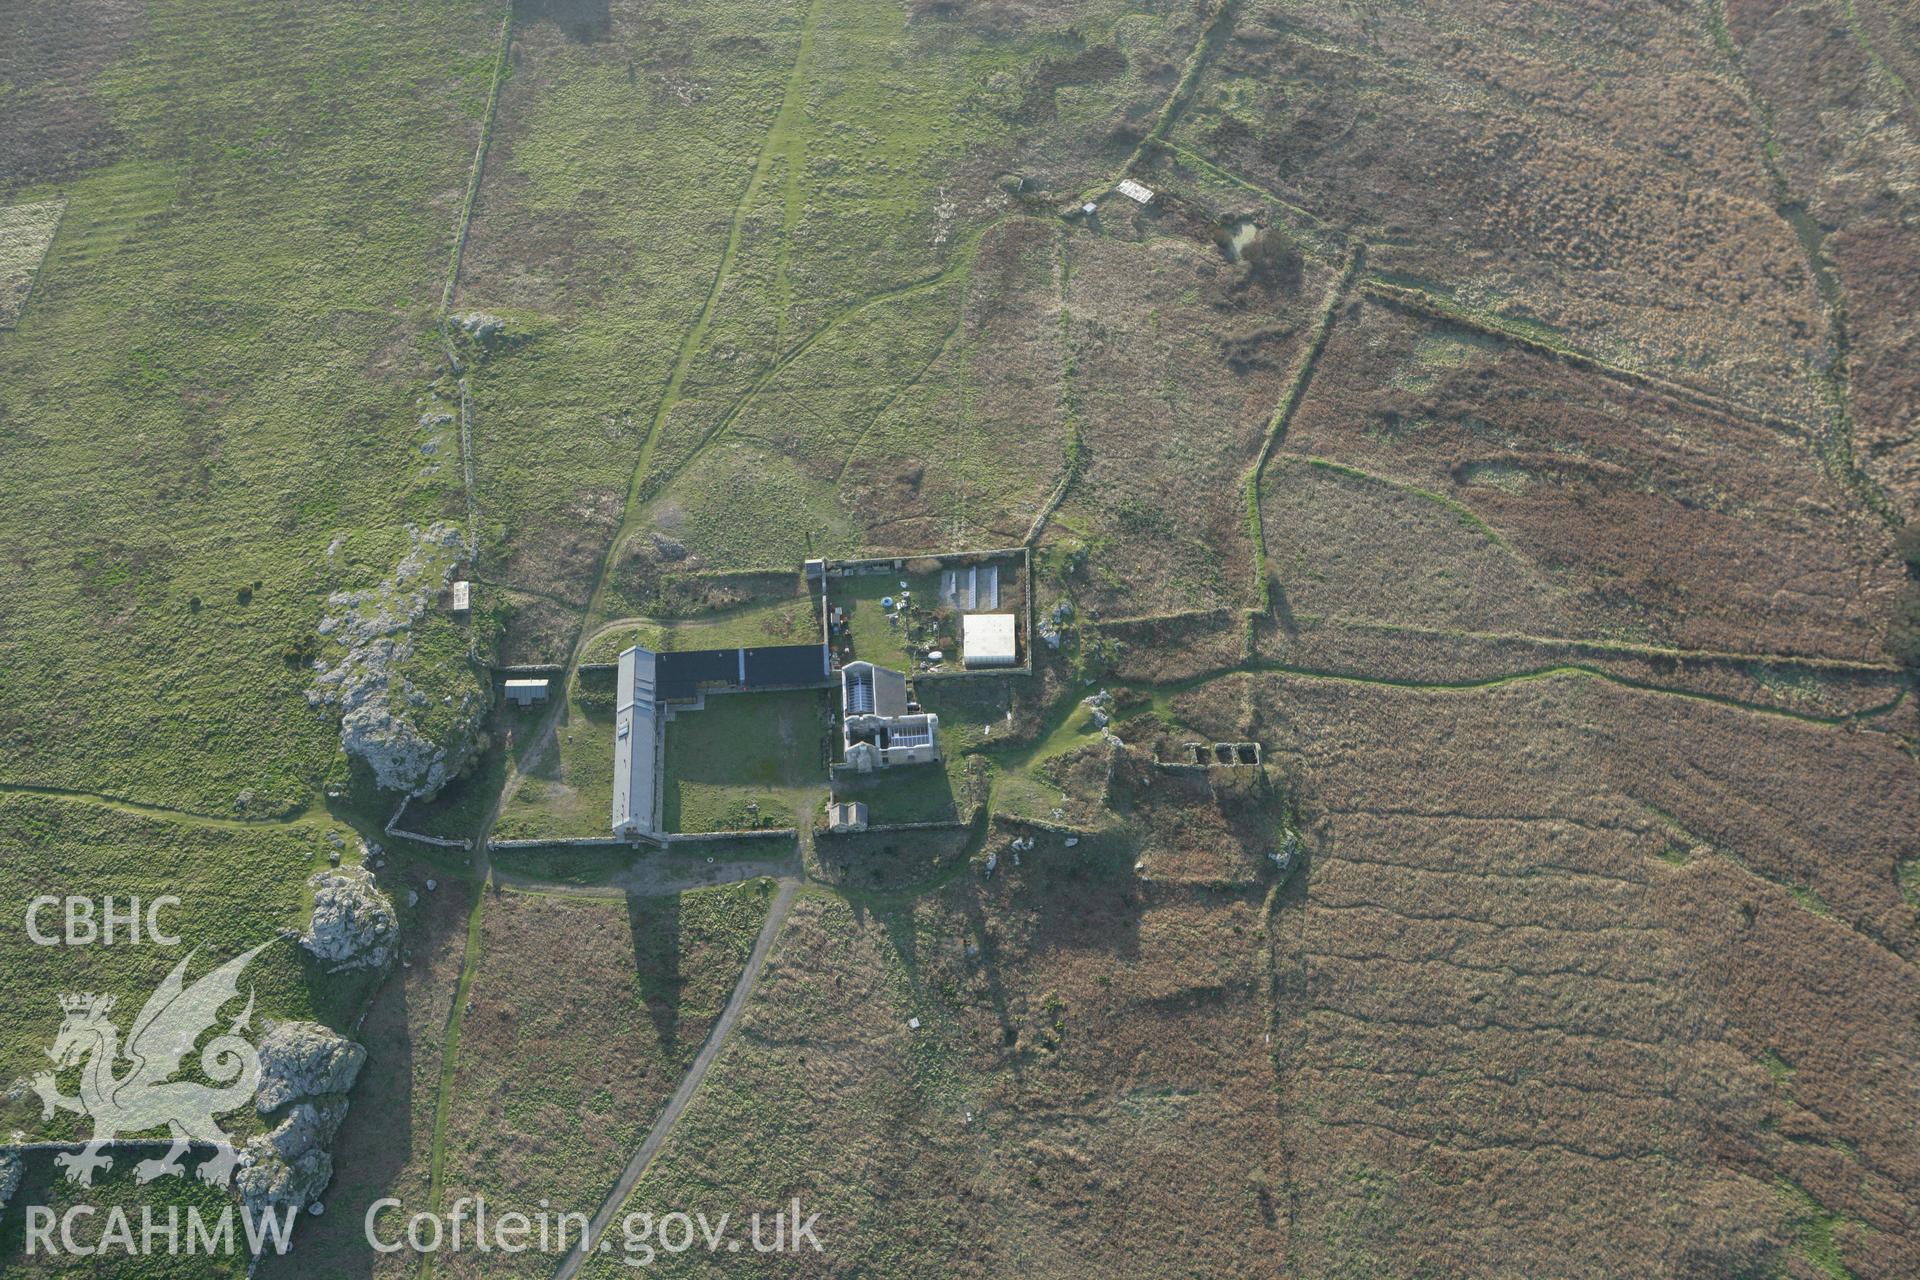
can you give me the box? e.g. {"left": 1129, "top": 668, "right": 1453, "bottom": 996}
{"left": 455, "top": 312, "right": 506, "bottom": 344}
{"left": 299, "top": 870, "right": 397, "bottom": 973}
{"left": 240, "top": 1026, "right": 364, "bottom": 1219}
{"left": 236, "top": 1142, "right": 333, "bottom": 1216}
{"left": 255, "top": 1022, "right": 368, "bottom": 1112}
{"left": 336, "top": 669, "right": 482, "bottom": 798}
{"left": 260, "top": 1099, "right": 349, "bottom": 1159}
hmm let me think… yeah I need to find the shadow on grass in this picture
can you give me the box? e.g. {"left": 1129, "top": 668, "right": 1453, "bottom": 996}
{"left": 626, "top": 892, "right": 684, "bottom": 1055}
{"left": 832, "top": 762, "right": 957, "bottom": 825}
{"left": 493, "top": 845, "right": 639, "bottom": 885}
{"left": 250, "top": 887, "right": 474, "bottom": 1280}
{"left": 513, "top": 0, "right": 610, "bottom": 43}
{"left": 821, "top": 808, "right": 984, "bottom": 900}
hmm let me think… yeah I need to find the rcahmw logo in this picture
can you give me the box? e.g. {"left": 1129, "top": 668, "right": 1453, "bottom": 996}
{"left": 32, "top": 941, "right": 271, "bottom": 1187}
{"left": 25, "top": 1203, "right": 297, "bottom": 1259}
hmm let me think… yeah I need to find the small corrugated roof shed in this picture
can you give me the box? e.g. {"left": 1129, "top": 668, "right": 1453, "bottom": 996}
{"left": 827, "top": 799, "right": 869, "bottom": 831}
{"left": 503, "top": 678, "right": 549, "bottom": 704}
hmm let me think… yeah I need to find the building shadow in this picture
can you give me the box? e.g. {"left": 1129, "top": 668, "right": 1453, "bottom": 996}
{"left": 512, "top": 0, "right": 611, "bottom": 42}
{"left": 624, "top": 891, "right": 683, "bottom": 1054}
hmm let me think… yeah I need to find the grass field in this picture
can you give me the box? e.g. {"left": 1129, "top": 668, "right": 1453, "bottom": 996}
{"left": 661, "top": 688, "right": 828, "bottom": 833}
{"left": 492, "top": 677, "right": 618, "bottom": 841}
{"left": 832, "top": 759, "right": 960, "bottom": 826}
{"left": 0, "top": 0, "right": 501, "bottom": 817}
{"left": 583, "top": 875, "right": 1282, "bottom": 1278}
{"left": 1172, "top": 0, "right": 1833, "bottom": 425}
{"left": 0, "top": 198, "right": 62, "bottom": 324}
{"left": 580, "top": 593, "right": 822, "bottom": 666}
{"left": 435, "top": 882, "right": 774, "bottom": 1280}
{"left": 458, "top": 0, "right": 1192, "bottom": 621}
{"left": 1281, "top": 297, "right": 1904, "bottom": 659}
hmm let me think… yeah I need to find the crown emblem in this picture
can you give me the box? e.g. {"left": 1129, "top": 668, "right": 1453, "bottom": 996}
{"left": 60, "top": 993, "right": 115, "bottom": 1017}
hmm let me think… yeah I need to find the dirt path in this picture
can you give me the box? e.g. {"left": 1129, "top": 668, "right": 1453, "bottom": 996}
{"left": 0, "top": 780, "right": 328, "bottom": 831}
{"left": 580, "top": 0, "right": 829, "bottom": 632}
{"left": 1247, "top": 244, "right": 1364, "bottom": 608}
{"left": 552, "top": 875, "right": 801, "bottom": 1280}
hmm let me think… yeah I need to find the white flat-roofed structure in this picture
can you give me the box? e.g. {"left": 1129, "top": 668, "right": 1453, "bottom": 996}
{"left": 613, "top": 647, "right": 661, "bottom": 838}
{"left": 503, "top": 678, "right": 548, "bottom": 706}
{"left": 1116, "top": 178, "right": 1155, "bottom": 204}
{"left": 962, "top": 613, "right": 1019, "bottom": 668}
{"left": 841, "top": 660, "right": 939, "bottom": 771}
{"left": 451, "top": 580, "right": 470, "bottom": 613}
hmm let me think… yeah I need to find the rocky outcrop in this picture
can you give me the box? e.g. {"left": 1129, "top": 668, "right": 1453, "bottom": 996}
{"left": 0, "top": 1148, "right": 20, "bottom": 1211}
{"left": 309, "top": 523, "right": 489, "bottom": 798}
{"left": 236, "top": 1098, "right": 348, "bottom": 1213}
{"left": 255, "top": 1022, "right": 368, "bottom": 1112}
{"left": 299, "top": 868, "right": 397, "bottom": 973}
{"left": 238, "top": 1023, "right": 366, "bottom": 1218}
{"left": 455, "top": 312, "right": 506, "bottom": 344}
{"left": 261, "top": 1098, "right": 349, "bottom": 1156}
{"left": 237, "top": 1134, "right": 333, "bottom": 1216}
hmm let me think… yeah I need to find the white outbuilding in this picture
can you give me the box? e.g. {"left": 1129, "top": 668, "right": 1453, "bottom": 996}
{"left": 503, "top": 678, "right": 549, "bottom": 707}
{"left": 962, "top": 613, "right": 1019, "bottom": 669}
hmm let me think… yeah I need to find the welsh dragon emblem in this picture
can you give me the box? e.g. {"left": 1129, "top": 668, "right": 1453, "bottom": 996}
{"left": 32, "top": 941, "right": 271, "bottom": 1187}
